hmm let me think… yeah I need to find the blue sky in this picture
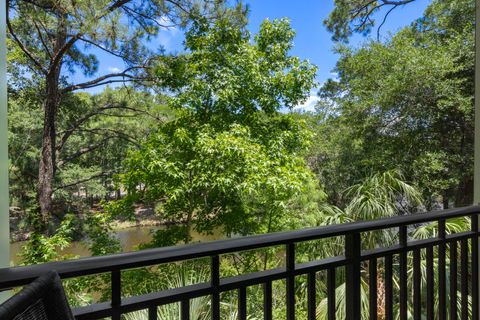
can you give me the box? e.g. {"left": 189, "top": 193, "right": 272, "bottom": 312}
{"left": 245, "top": 0, "right": 431, "bottom": 110}
{"left": 72, "top": 0, "right": 431, "bottom": 110}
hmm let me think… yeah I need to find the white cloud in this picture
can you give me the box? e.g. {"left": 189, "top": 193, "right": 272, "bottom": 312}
{"left": 294, "top": 95, "right": 320, "bottom": 112}
{"left": 156, "top": 16, "right": 176, "bottom": 29}
{"left": 108, "top": 67, "right": 122, "bottom": 73}
{"left": 154, "top": 16, "right": 180, "bottom": 50}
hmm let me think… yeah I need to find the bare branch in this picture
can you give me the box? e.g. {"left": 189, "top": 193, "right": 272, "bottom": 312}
{"left": 53, "top": 171, "right": 116, "bottom": 192}
{"left": 354, "top": 3, "right": 386, "bottom": 33}
{"left": 61, "top": 66, "right": 149, "bottom": 93}
{"left": 32, "top": 20, "right": 52, "bottom": 59}
{"left": 377, "top": 5, "right": 398, "bottom": 41}
{"left": 350, "top": 0, "right": 377, "bottom": 19}
{"left": 57, "top": 104, "right": 161, "bottom": 151}
{"left": 63, "top": 78, "right": 149, "bottom": 92}
{"left": 165, "top": 0, "right": 191, "bottom": 16}
{"left": 333, "top": 0, "right": 417, "bottom": 41}
{"left": 68, "top": 127, "right": 141, "bottom": 147}
{"left": 58, "top": 104, "right": 126, "bottom": 150}
{"left": 123, "top": 6, "right": 179, "bottom": 29}
{"left": 381, "top": 0, "right": 415, "bottom": 5}
{"left": 57, "top": 137, "right": 115, "bottom": 166}
{"left": 78, "top": 37, "right": 136, "bottom": 64}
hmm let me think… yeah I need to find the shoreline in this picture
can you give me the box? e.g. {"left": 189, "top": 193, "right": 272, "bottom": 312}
{"left": 9, "top": 206, "right": 184, "bottom": 243}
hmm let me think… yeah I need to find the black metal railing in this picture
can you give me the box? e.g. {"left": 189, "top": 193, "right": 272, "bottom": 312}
{"left": 1, "top": 205, "right": 480, "bottom": 320}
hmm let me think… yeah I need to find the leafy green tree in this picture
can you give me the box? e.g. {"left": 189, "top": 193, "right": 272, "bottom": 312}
{"left": 8, "top": 86, "right": 171, "bottom": 231}
{"left": 316, "top": 0, "right": 474, "bottom": 208}
{"left": 7, "top": 0, "right": 245, "bottom": 227}
{"left": 20, "top": 214, "right": 75, "bottom": 264}
{"left": 110, "top": 18, "right": 319, "bottom": 240}
{"left": 54, "top": 87, "right": 172, "bottom": 209}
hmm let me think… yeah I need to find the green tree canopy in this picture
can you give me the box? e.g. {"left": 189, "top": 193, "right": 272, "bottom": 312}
{"left": 109, "top": 18, "right": 320, "bottom": 239}
{"left": 316, "top": 0, "right": 474, "bottom": 208}
{"left": 7, "top": 0, "right": 245, "bottom": 226}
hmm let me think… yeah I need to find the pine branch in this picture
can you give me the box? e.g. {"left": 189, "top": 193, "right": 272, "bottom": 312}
{"left": 57, "top": 137, "right": 116, "bottom": 166}
{"left": 57, "top": 104, "right": 160, "bottom": 151}
{"left": 61, "top": 66, "right": 148, "bottom": 93}
{"left": 6, "top": 0, "right": 47, "bottom": 74}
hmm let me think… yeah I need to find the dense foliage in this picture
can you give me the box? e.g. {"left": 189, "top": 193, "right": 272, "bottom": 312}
{"left": 314, "top": 0, "right": 474, "bottom": 209}
{"left": 5, "top": 0, "right": 478, "bottom": 319}
{"left": 7, "top": 0, "right": 245, "bottom": 227}
{"left": 110, "top": 18, "right": 319, "bottom": 240}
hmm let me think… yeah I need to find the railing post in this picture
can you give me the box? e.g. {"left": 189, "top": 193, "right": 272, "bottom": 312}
{"left": 474, "top": 0, "right": 480, "bottom": 316}
{"left": 399, "top": 226, "right": 408, "bottom": 320}
{"left": 111, "top": 269, "right": 121, "bottom": 320}
{"left": 438, "top": 219, "right": 446, "bottom": 320}
{"left": 286, "top": 243, "right": 295, "bottom": 320}
{"left": 472, "top": 214, "right": 479, "bottom": 320}
{"left": 211, "top": 255, "right": 220, "bottom": 320}
{"left": 180, "top": 299, "right": 189, "bottom": 320}
{"left": 345, "top": 232, "right": 361, "bottom": 320}
{"left": 263, "top": 281, "right": 272, "bottom": 320}
{"left": 0, "top": 0, "right": 10, "bottom": 304}
{"left": 307, "top": 271, "right": 317, "bottom": 320}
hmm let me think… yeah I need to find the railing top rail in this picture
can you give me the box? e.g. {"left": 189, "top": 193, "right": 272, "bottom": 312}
{"left": 1, "top": 205, "right": 479, "bottom": 289}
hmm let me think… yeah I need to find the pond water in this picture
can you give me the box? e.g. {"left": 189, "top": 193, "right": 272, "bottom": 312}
{"left": 10, "top": 225, "right": 223, "bottom": 266}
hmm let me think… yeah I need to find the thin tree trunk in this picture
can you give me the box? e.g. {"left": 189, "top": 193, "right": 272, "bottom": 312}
{"left": 37, "top": 73, "right": 59, "bottom": 226}
{"left": 37, "top": 16, "right": 65, "bottom": 227}
{"left": 443, "top": 190, "right": 450, "bottom": 209}
{"left": 455, "top": 177, "right": 473, "bottom": 207}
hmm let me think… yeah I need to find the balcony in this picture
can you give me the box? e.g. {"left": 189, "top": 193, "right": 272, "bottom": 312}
{"left": 0, "top": 205, "right": 479, "bottom": 320}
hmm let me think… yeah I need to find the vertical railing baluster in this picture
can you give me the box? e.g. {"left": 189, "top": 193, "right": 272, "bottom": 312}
{"left": 181, "top": 300, "right": 189, "bottom": 320}
{"left": 450, "top": 242, "right": 458, "bottom": 320}
{"left": 149, "top": 306, "right": 158, "bottom": 320}
{"left": 286, "top": 243, "right": 295, "bottom": 320}
{"left": 385, "top": 254, "right": 393, "bottom": 320}
{"left": 413, "top": 249, "right": 421, "bottom": 320}
{"left": 368, "top": 258, "right": 377, "bottom": 320}
{"left": 426, "top": 246, "right": 434, "bottom": 320}
{"left": 5, "top": 209, "right": 480, "bottom": 320}
{"left": 399, "top": 226, "right": 408, "bottom": 320}
{"left": 345, "top": 233, "right": 361, "bottom": 320}
{"left": 211, "top": 255, "right": 220, "bottom": 320}
{"left": 327, "top": 268, "right": 336, "bottom": 320}
{"left": 111, "top": 269, "right": 121, "bottom": 320}
{"left": 461, "top": 239, "right": 469, "bottom": 320}
{"left": 472, "top": 214, "right": 479, "bottom": 320}
{"left": 438, "top": 219, "right": 446, "bottom": 320}
{"left": 238, "top": 287, "right": 247, "bottom": 320}
{"left": 263, "top": 281, "right": 272, "bottom": 320}
{"left": 307, "top": 271, "right": 316, "bottom": 320}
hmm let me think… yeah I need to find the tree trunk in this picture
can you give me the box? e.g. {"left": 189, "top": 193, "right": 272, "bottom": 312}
{"left": 455, "top": 177, "right": 473, "bottom": 207}
{"left": 442, "top": 192, "right": 449, "bottom": 209}
{"left": 37, "top": 73, "right": 60, "bottom": 226}
{"left": 37, "top": 15, "right": 66, "bottom": 228}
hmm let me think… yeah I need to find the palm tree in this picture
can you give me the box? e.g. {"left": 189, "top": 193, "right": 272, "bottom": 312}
{"left": 315, "top": 170, "right": 472, "bottom": 319}
{"left": 123, "top": 266, "right": 211, "bottom": 320}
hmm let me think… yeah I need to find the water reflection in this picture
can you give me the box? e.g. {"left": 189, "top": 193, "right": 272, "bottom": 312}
{"left": 10, "top": 225, "right": 222, "bottom": 265}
